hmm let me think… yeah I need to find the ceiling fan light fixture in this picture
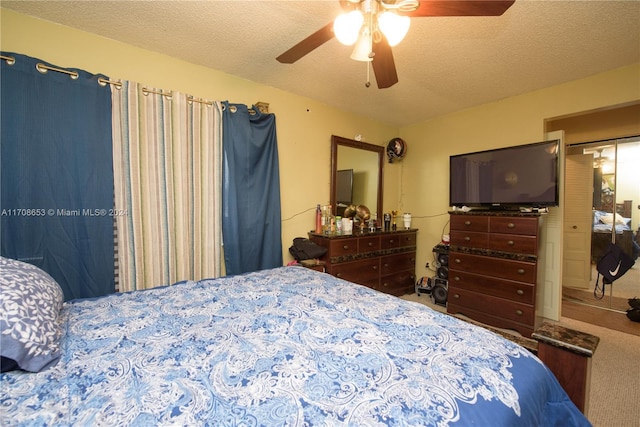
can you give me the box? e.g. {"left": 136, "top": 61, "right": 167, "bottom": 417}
{"left": 350, "top": 28, "right": 373, "bottom": 62}
{"left": 377, "top": 11, "right": 410, "bottom": 46}
{"left": 334, "top": 10, "right": 364, "bottom": 45}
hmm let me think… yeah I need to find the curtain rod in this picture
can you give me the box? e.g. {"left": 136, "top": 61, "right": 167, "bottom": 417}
{"left": 36, "top": 62, "right": 79, "bottom": 79}
{"left": 1, "top": 54, "right": 16, "bottom": 65}
{"left": 1, "top": 54, "right": 270, "bottom": 111}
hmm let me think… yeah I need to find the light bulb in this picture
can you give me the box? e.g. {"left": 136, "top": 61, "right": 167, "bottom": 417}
{"left": 334, "top": 10, "right": 364, "bottom": 46}
{"left": 378, "top": 12, "right": 410, "bottom": 46}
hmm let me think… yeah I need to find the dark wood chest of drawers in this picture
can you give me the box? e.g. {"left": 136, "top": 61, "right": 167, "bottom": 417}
{"left": 448, "top": 212, "right": 541, "bottom": 337}
{"left": 309, "top": 230, "right": 417, "bottom": 296}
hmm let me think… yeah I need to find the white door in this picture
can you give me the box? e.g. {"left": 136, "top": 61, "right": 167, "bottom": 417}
{"left": 538, "top": 131, "right": 564, "bottom": 321}
{"left": 563, "top": 153, "right": 594, "bottom": 289}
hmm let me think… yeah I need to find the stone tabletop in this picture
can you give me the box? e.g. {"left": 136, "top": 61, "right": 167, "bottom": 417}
{"left": 532, "top": 322, "right": 600, "bottom": 357}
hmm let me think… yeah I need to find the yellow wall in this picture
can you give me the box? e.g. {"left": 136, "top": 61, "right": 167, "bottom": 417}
{"left": 546, "top": 103, "right": 640, "bottom": 145}
{"left": 2, "top": 8, "right": 639, "bottom": 280}
{"left": 0, "top": 8, "right": 400, "bottom": 265}
{"left": 399, "top": 64, "right": 640, "bottom": 277}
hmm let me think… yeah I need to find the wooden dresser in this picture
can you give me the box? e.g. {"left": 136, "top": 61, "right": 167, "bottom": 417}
{"left": 447, "top": 212, "right": 541, "bottom": 337}
{"left": 308, "top": 230, "right": 417, "bottom": 296}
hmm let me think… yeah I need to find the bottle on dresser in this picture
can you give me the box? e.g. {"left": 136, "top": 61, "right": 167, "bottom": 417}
{"left": 315, "top": 204, "right": 322, "bottom": 233}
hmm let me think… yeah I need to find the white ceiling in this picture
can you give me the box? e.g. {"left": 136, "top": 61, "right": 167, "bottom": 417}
{"left": 3, "top": 0, "right": 639, "bottom": 127}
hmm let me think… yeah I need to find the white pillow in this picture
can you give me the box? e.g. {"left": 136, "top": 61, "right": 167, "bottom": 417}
{"left": 599, "top": 212, "right": 629, "bottom": 226}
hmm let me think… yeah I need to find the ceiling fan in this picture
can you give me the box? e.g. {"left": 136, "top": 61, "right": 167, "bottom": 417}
{"left": 276, "top": 0, "right": 515, "bottom": 89}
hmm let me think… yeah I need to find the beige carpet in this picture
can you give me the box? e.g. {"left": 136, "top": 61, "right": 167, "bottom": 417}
{"left": 400, "top": 293, "right": 640, "bottom": 427}
{"left": 559, "top": 317, "right": 640, "bottom": 427}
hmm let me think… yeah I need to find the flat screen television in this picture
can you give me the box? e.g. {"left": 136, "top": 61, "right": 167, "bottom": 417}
{"left": 336, "top": 169, "right": 354, "bottom": 205}
{"left": 449, "top": 140, "right": 559, "bottom": 209}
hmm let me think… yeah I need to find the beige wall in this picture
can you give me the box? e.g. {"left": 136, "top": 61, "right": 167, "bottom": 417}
{"left": 547, "top": 103, "right": 640, "bottom": 145}
{"left": 0, "top": 8, "right": 400, "bottom": 266}
{"left": 2, "top": 8, "right": 639, "bottom": 281}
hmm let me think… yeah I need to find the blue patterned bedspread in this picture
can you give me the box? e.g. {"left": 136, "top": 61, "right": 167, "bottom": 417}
{"left": 1, "top": 266, "right": 589, "bottom": 426}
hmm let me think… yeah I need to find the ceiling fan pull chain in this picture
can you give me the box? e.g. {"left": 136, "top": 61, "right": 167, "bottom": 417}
{"left": 365, "top": 61, "right": 371, "bottom": 88}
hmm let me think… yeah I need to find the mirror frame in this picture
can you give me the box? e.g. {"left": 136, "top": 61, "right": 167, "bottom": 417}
{"left": 330, "top": 135, "right": 384, "bottom": 222}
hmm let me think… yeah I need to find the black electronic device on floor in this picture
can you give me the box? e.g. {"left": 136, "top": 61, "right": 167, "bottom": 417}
{"left": 431, "top": 244, "right": 449, "bottom": 306}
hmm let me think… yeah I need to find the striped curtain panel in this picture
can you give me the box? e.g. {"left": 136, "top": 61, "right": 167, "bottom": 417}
{"left": 111, "top": 81, "right": 222, "bottom": 291}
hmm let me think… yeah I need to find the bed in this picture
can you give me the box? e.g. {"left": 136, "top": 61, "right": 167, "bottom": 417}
{"left": 1, "top": 256, "right": 590, "bottom": 426}
{"left": 591, "top": 200, "right": 635, "bottom": 262}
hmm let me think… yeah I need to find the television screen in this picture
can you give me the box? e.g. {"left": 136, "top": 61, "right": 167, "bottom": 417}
{"left": 450, "top": 140, "right": 559, "bottom": 209}
{"left": 336, "top": 169, "right": 354, "bottom": 205}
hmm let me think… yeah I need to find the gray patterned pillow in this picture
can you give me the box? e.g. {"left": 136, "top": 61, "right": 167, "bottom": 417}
{"left": 1, "top": 256, "right": 64, "bottom": 372}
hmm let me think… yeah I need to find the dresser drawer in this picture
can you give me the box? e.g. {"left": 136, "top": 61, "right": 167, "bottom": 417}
{"left": 488, "top": 234, "right": 537, "bottom": 255}
{"left": 379, "top": 270, "right": 416, "bottom": 296}
{"left": 381, "top": 234, "right": 401, "bottom": 249}
{"left": 398, "top": 231, "right": 417, "bottom": 248}
{"left": 358, "top": 236, "right": 380, "bottom": 253}
{"left": 450, "top": 215, "right": 489, "bottom": 232}
{"left": 448, "top": 270, "right": 534, "bottom": 304}
{"left": 448, "top": 287, "right": 535, "bottom": 325}
{"left": 449, "top": 252, "right": 536, "bottom": 283}
{"left": 330, "top": 258, "right": 379, "bottom": 283}
{"left": 380, "top": 252, "right": 417, "bottom": 275}
{"left": 328, "top": 238, "right": 358, "bottom": 257}
{"left": 489, "top": 216, "right": 538, "bottom": 236}
{"left": 450, "top": 231, "right": 489, "bottom": 248}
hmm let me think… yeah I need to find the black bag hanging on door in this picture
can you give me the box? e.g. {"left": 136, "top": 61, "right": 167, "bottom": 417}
{"left": 593, "top": 242, "right": 635, "bottom": 299}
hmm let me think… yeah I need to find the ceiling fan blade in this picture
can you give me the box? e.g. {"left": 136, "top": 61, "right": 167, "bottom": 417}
{"left": 371, "top": 37, "right": 398, "bottom": 89}
{"left": 276, "top": 22, "right": 335, "bottom": 64}
{"left": 404, "top": 0, "right": 515, "bottom": 17}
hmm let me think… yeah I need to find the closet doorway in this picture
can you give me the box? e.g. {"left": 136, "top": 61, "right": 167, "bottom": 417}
{"left": 563, "top": 136, "right": 640, "bottom": 312}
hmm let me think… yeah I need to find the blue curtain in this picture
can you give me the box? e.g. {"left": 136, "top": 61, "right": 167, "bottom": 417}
{"left": 222, "top": 102, "right": 282, "bottom": 275}
{"left": 1, "top": 52, "right": 114, "bottom": 301}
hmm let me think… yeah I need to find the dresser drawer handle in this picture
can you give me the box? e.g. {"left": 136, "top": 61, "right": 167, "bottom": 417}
{"left": 517, "top": 268, "right": 525, "bottom": 275}
{"left": 405, "top": 236, "right": 412, "bottom": 241}
{"left": 372, "top": 265, "right": 378, "bottom": 270}
{"left": 384, "top": 263, "right": 389, "bottom": 268}
{"left": 508, "top": 223, "right": 515, "bottom": 228}
{"left": 343, "top": 245, "right": 349, "bottom": 250}
{"left": 454, "top": 258, "right": 461, "bottom": 264}
{"left": 453, "top": 294, "right": 460, "bottom": 299}
{"left": 464, "top": 220, "right": 471, "bottom": 226}
{"left": 410, "top": 258, "right": 416, "bottom": 262}
{"left": 516, "top": 309, "right": 523, "bottom": 316}
{"left": 507, "top": 240, "right": 514, "bottom": 246}
{"left": 368, "top": 242, "right": 373, "bottom": 247}
{"left": 464, "top": 236, "right": 471, "bottom": 241}
{"left": 388, "top": 239, "right": 395, "bottom": 244}
{"left": 383, "top": 282, "right": 388, "bottom": 287}
{"left": 516, "top": 289, "right": 524, "bottom": 296}
{"left": 453, "top": 276, "right": 460, "bottom": 281}
{"left": 336, "top": 273, "right": 343, "bottom": 278}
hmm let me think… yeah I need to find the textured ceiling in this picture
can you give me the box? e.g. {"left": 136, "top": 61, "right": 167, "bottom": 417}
{"left": 3, "top": 0, "right": 639, "bottom": 127}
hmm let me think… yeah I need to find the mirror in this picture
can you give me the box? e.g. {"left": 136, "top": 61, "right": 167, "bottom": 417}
{"left": 330, "top": 135, "right": 384, "bottom": 222}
